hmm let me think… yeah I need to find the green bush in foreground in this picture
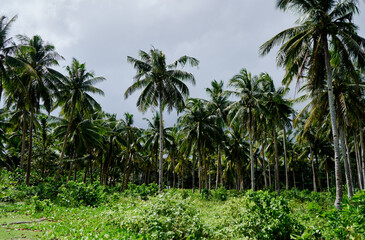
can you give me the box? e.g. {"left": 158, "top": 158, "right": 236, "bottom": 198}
{"left": 119, "top": 193, "right": 206, "bottom": 239}
{"left": 218, "top": 190, "right": 301, "bottom": 240}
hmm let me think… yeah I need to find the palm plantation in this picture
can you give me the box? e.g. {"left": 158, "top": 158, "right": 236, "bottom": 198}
{"left": 0, "top": 2, "right": 365, "bottom": 237}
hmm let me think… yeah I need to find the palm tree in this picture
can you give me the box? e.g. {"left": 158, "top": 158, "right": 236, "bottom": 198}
{"left": 179, "top": 98, "right": 221, "bottom": 192}
{"left": 15, "top": 35, "right": 63, "bottom": 185}
{"left": 125, "top": 47, "right": 198, "bottom": 191}
{"left": 0, "top": 15, "right": 17, "bottom": 102}
{"left": 261, "top": 74, "right": 294, "bottom": 193}
{"left": 227, "top": 68, "right": 263, "bottom": 191}
{"left": 120, "top": 113, "right": 142, "bottom": 190}
{"left": 260, "top": 0, "right": 365, "bottom": 210}
{"left": 206, "top": 80, "right": 230, "bottom": 189}
{"left": 54, "top": 112, "right": 104, "bottom": 182}
{"left": 55, "top": 58, "right": 105, "bottom": 181}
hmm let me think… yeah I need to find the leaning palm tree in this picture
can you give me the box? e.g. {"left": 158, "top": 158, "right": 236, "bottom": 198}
{"left": 125, "top": 47, "right": 198, "bottom": 191}
{"left": 260, "top": 0, "right": 365, "bottom": 210}
{"left": 55, "top": 58, "right": 105, "bottom": 181}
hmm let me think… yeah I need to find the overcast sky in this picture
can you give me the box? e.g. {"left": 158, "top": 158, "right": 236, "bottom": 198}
{"left": 2, "top": 0, "right": 365, "bottom": 127}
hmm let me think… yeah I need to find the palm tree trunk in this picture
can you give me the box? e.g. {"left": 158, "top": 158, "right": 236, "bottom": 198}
{"left": 73, "top": 163, "right": 77, "bottom": 181}
{"left": 90, "top": 161, "right": 94, "bottom": 185}
{"left": 268, "top": 159, "right": 272, "bottom": 188}
{"left": 344, "top": 131, "right": 354, "bottom": 193}
{"left": 293, "top": 170, "right": 296, "bottom": 189}
{"left": 104, "top": 141, "right": 114, "bottom": 185}
{"left": 172, "top": 155, "right": 176, "bottom": 188}
{"left": 340, "top": 125, "right": 353, "bottom": 198}
{"left": 261, "top": 138, "right": 267, "bottom": 189}
{"left": 326, "top": 159, "right": 330, "bottom": 191}
{"left": 323, "top": 37, "right": 343, "bottom": 210}
{"left": 215, "top": 144, "right": 221, "bottom": 189}
{"left": 158, "top": 94, "right": 164, "bottom": 192}
{"left": 192, "top": 152, "right": 195, "bottom": 193}
{"left": 360, "top": 130, "right": 365, "bottom": 189}
{"left": 121, "top": 153, "right": 131, "bottom": 191}
{"left": 84, "top": 162, "right": 89, "bottom": 184}
{"left": 202, "top": 149, "right": 208, "bottom": 189}
{"left": 67, "top": 162, "right": 72, "bottom": 182}
{"left": 272, "top": 122, "right": 280, "bottom": 195}
{"left": 25, "top": 107, "right": 34, "bottom": 186}
{"left": 208, "top": 164, "right": 211, "bottom": 190}
{"left": 182, "top": 165, "right": 184, "bottom": 189}
{"left": 20, "top": 111, "right": 27, "bottom": 170}
{"left": 249, "top": 108, "right": 255, "bottom": 191}
{"left": 310, "top": 146, "right": 317, "bottom": 192}
{"left": 198, "top": 157, "right": 202, "bottom": 194}
{"left": 315, "top": 153, "right": 322, "bottom": 192}
{"left": 56, "top": 104, "right": 76, "bottom": 182}
{"left": 283, "top": 127, "right": 289, "bottom": 190}
{"left": 354, "top": 132, "right": 364, "bottom": 190}
{"left": 125, "top": 160, "right": 133, "bottom": 189}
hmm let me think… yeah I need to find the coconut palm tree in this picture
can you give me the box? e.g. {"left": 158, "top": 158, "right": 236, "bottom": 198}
{"left": 260, "top": 73, "right": 294, "bottom": 193}
{"left": 55, "top": 58, "right": 105, "bottom": 181}
{"left": 0, "top": 15, "right": 17, "bottom": 102}
{"left": 179, "top": 98, "right": 221, "bottom": 192}
{"left": 206, "top": 80, "right": 230, "bottom": 189}
{"left": 260, "top": 0, "right": 365, "bottom": 210}
{"left": 227, "top": 68, "right": 263, "bottom": 191}
{"left": 15, "top": 35, "right": 63, "bottom": 185}
{"left": 125, "top": 47, "right": 198, "bottom": 191}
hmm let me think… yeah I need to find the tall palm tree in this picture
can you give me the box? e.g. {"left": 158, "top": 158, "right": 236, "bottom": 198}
{"left": 227, "top": 68, "right": 263, "bottom": 191}
{"left": 260, "top": 0, "right": 365, "bottom": 210}
{"left": 125, "top": 47, "right": 198, "bottom": 191}
{"left": 261, "top": 74, "right": 294, "bottom": 193}
{"left": 206, "top": 80, "right": 230, "bottom": 189}
{"left": 55, "top": 58, "right": 105, "bottom": 181}
{"left": 179, "top": 98, "right": 221, "bottom": 192}
{"left": 15, "top": 35, "right": 62, "bottom": 185}
{"left": 0, "top": 15, "right": 17, "bottom": 102}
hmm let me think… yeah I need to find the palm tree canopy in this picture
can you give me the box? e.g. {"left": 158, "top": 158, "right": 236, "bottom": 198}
{"left": 260, "top": 0, "right": 365, "bottom": 87}
{"left": 125, "top": 47, "right": 199, "bottom": 113}
{"left": 55, "top": 58, "right": 105, "bottom": 118}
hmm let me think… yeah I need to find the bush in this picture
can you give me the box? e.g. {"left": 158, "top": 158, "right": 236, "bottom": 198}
{"left": 56, "top": 181, "right": 106, "bottom": 207}
{"left": 201, "top": 188, "right": 211, "bottom": 200}
{"left": 222, "top": 190, "right": 301, "bottom": 239}
{"left": 119, "top": 193, "right": 206, "bottom": 239}
{"left": 125, "top": 183, "right": 159, "bottom": 200}
{"left": 213, "top": 186, "right": 227, "bottom": 201}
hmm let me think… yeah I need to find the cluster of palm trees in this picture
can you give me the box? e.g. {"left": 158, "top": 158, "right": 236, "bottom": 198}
{"left": 1, "top": 0, "right": 365, "bottom": 210}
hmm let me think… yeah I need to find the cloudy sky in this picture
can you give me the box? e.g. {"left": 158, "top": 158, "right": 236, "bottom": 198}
{"left": 2, "top": 0, "right": 365, "bottom": 127}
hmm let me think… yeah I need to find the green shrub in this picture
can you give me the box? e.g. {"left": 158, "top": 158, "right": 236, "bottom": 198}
{"left": 56, "top": 181, "right": 106, "bottom": 207}
{"left": 201, "top": 188, "right": 211, "bottom": 200}
{"left": 213, "top": 186, "right": 227, "bottom": 201}
{"left": 126, "top": 183, "right": 159, "bottom": 200}
{"left": 119, "top": 193, "right": 206, "bottom": 239}
{"left": 222, "top": 190, "right": 301, "bottom": 239}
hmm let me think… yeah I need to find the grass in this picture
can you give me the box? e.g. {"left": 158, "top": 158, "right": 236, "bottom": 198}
{"left": 0, "top": 187, "right": 364, "bottom": 239}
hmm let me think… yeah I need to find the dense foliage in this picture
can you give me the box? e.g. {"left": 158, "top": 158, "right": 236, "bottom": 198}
{"left": 1, "top": 174, "right": 365, "bottom": 239}
{"left": 1, "top": 0, "right": 365, "bottom": 238}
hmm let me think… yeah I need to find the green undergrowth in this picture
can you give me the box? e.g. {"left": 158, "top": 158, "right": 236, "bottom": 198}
{"left": 1, "top": 175, "right": 365, "bottom": 239}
